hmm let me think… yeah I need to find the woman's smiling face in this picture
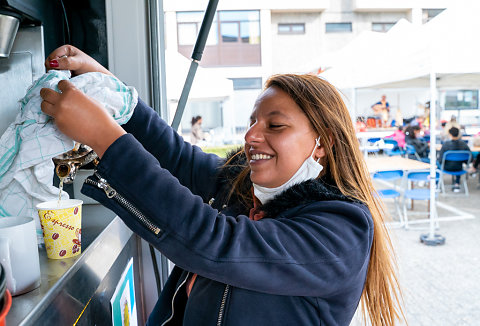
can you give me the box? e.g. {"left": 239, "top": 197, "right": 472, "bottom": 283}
{"left": 245, "top": 86, "right": 322, "bottom": 188}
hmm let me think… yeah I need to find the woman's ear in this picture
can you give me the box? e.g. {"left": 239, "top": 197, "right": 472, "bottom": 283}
{"left": 314, "top": 145, "right": 326, "bottom": 161}
{"left": 314, "top": 133, "right": 334, "bottom": 162}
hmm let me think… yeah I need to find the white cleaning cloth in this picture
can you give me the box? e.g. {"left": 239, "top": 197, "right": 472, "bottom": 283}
{"left": 0, "top": 70, "right": 138, "bottom": 241}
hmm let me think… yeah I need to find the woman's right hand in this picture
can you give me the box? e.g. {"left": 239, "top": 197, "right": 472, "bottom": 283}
{"left": 45, "top": 45, "right": 115, "bottom": 77}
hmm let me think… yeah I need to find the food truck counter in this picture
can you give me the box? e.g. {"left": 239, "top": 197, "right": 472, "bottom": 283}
{"left": 8, "top": 206, "right": 147, "bottom": 325}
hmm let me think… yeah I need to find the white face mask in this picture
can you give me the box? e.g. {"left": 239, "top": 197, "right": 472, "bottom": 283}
{"left": 253, "top": 136, "right": 324, "bottom": 205}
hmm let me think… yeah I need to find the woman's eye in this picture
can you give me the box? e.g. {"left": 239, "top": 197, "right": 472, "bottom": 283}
{"left": 269, "top": 124, "right": 284, "bottom": 129}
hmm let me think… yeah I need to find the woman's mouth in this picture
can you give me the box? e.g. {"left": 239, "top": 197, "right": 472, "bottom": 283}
{"left": 250, "top": 153, "right": 273, "bottom": 161}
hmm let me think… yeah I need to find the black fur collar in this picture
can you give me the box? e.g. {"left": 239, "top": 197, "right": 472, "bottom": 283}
{"left": 215, "top": 149, "right": 362, "bottom": 219}
{"left": 260, "top": 179, "right": 360, "bottom": 219}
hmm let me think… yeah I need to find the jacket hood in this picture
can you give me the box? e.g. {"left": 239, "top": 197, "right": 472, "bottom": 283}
{"left": 215, "top": 148, "right": 363, "bottom": 219}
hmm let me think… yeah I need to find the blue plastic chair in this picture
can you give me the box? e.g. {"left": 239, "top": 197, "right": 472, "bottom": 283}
{"left": 366, "top": 137, "right": 381, "bottom": 155}
{"left": 383, "top": 139, "right": 405, "bottom": 156}
{"left": 405, "top": 144, "right": 421, "bottom": 160}
{"left": 373, "top": 170, "right": 404, "bottom": 224}
{"left": 406, "top": 144, "right": 430, "bottom": 163}
{"left": 439, "top": 150, "right": 472, "bottom": 196}
{"left": 402, "top": 170, "right": 440, "bottom": 229}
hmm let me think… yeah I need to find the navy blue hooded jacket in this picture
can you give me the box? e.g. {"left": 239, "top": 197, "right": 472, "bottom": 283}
{"left": 82, "top": 99, "right": 374, "bottom": 325}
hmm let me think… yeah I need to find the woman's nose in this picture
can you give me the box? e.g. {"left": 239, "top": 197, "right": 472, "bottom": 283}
{"left": 245, "top": 123, "right": 263, "bottom": 144}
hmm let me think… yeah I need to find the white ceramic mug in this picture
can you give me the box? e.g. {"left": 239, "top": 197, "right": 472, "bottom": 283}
{"left": 0, "top": 216, "right": 41, "bottom": 296}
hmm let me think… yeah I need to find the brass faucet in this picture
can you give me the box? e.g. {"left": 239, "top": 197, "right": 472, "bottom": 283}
{"left": 52, "top": 143, "right": 98, "bottom": 184}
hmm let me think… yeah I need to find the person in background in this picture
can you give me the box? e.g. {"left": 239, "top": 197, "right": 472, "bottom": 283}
{"left": 355, "top": 116, "right": 367, "bottom": 132}
{"left": 393, "top": 109, "right": 403, "bottom": 127}
{"left": 371, "top": 95, "right": 390, "bottom": 127}
{"left": 422, "top": 101, "right": 431, "bottom": 130}
{"left": 40, "top": 45, "right": 405, "bottom": 326}
{"left": 441, "top": 115, "right": 461, "bottom": 141}
{"left": 190, "top": 115, "right": 205, "bottom": 145}
{"left": 468, "top": 154, "right": 480, "bottom": 177}
{"left": 405, "top": 125, "right": 428, "bottom": 159}
{"left": 385, "top": 126, "right": 405, "bottom": 150}
{"left": 438, "top": 127, "right": 471, "bottom": 192}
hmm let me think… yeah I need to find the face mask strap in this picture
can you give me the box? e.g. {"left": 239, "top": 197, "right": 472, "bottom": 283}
{"left": 311, "top": 135, "right": 321, "bottom": 163}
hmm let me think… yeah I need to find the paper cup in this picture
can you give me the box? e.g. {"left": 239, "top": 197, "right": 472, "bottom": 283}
{"left": 36, "top": 199, "right": 82, "bottom": 259}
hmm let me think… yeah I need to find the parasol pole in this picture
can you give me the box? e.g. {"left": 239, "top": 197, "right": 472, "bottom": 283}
{"left": 420, "top": 70, "right": 445, "bottom": 246}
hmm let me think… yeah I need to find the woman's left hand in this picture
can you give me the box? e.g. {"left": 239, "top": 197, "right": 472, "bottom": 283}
{"left": 40, "top": 80, "right": 126, "bottom": 158}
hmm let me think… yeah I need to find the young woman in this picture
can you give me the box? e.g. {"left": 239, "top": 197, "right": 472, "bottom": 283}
{"left": 190, "top": 115, "right": 205, "bottom": 145}
{"left": 405, "top": 125, "right": 428, "bottom": 159}
{"left": 40, "top": 45, "right": 404, "bottom": 326}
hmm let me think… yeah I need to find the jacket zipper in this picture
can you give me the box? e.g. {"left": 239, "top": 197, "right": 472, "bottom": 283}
{"left": 84, "top": 172, "right": 162, "bottom": 235}
{"left": 216, "top": 284, "right": 230, "bottom": 326}
{"left": 160, "top": 272, "right": 190, "bottom": 326}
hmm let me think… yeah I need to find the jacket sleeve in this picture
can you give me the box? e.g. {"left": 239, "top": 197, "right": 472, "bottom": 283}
{"left": 120, "top": 98, "right": 222, "bottom": 200}
{"left": 413, "top": 139, "right": 428, "bottom": 156}
{"left": 438, "top": 144, "right": 446, "bottom": 163}
{"left": 82, "top": 133, "right": 373, "bottom": 298}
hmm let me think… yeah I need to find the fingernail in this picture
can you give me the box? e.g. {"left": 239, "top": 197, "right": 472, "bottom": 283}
{"left": 49, "top": 60, "right": 59, "bottom": 67}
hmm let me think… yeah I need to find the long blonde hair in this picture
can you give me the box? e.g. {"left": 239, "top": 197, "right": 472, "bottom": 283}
{"left": 227, "top": 74, "right": 404, "bottom": 326}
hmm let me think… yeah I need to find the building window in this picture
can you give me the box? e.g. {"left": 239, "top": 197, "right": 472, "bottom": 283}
{"left": 177, "top": 10, "right": 261, "bottom": 67}
{"left": 177, "top": 12, "right": 218, "bottom": 46}
{"left": 422, "top": 8, "right": 445, "bottom": 23}
{"left": 230, "top": 78, "right": 263, "bottom": 90}
{"left": 444, "top": 90, "right": 478, "bottom": 110}
{"left": 325, "top": 22, "right": 352, "bottom": 33}
{"left": 278, "top": 23, "right": 305, "bottom": 34}
{"left": 219, "top": 11, "right": 260, "bottom": 44}
{"left": 372, "top": 22, "right": 396, "bottom": 33}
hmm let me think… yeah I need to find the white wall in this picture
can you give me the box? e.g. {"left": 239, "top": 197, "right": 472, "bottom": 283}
{"left": 270, "top": 12, "right": 323, "bottom": 73}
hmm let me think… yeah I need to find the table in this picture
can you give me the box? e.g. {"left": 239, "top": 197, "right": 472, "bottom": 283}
{"left": 436, "top": 144, "right": 480, "bottom": 152}
{"left": 365, "top": 127, "right": 397, "bottom": 132}
{"left": 357, "top": 130, "right": 397, "bottom": 157}
{"left": 366, "top": 156, "right": 430, "bottom": 173}
{"left": 357, "top": 129, "right": 396, "bottom": 140}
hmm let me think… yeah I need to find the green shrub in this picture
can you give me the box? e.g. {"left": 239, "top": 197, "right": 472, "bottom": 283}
{"left": 202, "top": 144, "right": 241, "bottom": 158}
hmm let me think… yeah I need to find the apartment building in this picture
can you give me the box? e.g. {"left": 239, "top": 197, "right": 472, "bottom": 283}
{"left": 163, "top": 0, "right": 450, "bottom": 141}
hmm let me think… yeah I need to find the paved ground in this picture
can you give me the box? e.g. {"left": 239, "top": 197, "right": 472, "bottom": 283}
{"left": 352, "top": 172, "right": 480, "bottom": 325}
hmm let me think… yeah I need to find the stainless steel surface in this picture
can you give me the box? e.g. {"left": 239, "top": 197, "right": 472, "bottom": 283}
{"left": 0, "top": 13, "right": 19, "bottom": 57}
{"left": 0, "top": 25, "right": 44, "bottom": 136}
{"left": 7, "top": 207, "right": 115, "bottom": 324}
{"left": 6, "top": 211, "right": 149, "bottom": 325}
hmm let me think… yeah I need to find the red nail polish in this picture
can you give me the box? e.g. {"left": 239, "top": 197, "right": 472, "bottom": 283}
{"left": 49, "top": 60, "right": 59, "bottom": 67}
